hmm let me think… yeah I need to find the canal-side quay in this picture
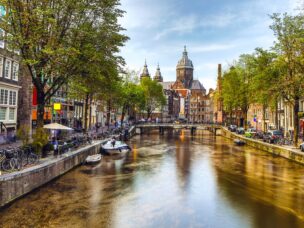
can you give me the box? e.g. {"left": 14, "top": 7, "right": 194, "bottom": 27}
{"left": 1, "top": 126, "right": 304, "bottom": 209}
{"left": 0, "top": 141, "right": 102, "bottom": 208}
{"left": 221, "top": 127, "right": 304, "bottom": 165}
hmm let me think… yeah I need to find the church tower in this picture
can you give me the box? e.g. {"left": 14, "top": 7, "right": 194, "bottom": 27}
{"left": 153, "top": 63, "right": 163, "bottom": 82}
{"left": 216, "top": 63, "right": 224, "bottom": 123}
{"left": 176, "top": 46, "right": 193, "bottom": 89}
{"left": 140, "top": 60, "right": 150, "bottom": 80}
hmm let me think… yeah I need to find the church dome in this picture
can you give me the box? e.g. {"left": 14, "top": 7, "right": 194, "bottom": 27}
{"left": 176, "top": 46, "right": 193, "bottom": 70}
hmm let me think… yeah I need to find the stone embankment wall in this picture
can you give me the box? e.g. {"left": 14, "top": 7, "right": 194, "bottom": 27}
{"left": 221, "top": 127, "right": 304, "bottom": 165}
{"left": 0, "top": 141, "right": 102, "bottom": 208}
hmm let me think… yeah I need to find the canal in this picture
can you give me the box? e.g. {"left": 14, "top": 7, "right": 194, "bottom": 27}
{"left": 1, "top": 130, "right": 304, "bottom": 228}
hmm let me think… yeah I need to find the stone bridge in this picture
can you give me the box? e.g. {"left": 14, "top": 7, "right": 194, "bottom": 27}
{"left": 135, "top": 123, "right": 222, "bottom": 136}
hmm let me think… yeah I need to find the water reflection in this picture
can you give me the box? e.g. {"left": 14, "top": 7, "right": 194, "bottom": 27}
{"left": 0, "top": 130, "right": 304, "bottom": 228}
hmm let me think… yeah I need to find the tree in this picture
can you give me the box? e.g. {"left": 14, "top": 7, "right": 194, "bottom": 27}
{"left": 140, "top": 77, "right": 166, "bottom": 119}
{"left": 249, "top": 48, "right": 279, "bottom": 131}
{"left": 0, "top": 0, "right": 128, "bottom": 127}
{"left": 270, "top": 13, "right": 304, "bottom": 146}
{"left": 222, "top": 63, "right": 252, "bottom": 128}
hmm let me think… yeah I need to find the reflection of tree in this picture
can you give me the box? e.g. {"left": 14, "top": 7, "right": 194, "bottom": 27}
{"left": 211, "top": 141, "right": 304, "bottom": 227}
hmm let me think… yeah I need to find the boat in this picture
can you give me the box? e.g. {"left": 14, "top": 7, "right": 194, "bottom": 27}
{"left": 101, "top": 140, "right": 131, "bottom": 155}
{"left": 85, "top": 154, "right": 102, "bottom": 164}
{"left": 234, "top": 139, "right": 245, "bottom": 146}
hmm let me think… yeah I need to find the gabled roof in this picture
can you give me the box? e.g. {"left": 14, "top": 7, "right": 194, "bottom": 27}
{"left": 159, "top": 81, "right": 174, "bottom": 90}
{"left": 191, "top": 80, "right": 206, "bottom": 93}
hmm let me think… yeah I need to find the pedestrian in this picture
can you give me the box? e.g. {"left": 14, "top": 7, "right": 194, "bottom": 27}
{"left": 52, "top": 137, "right": 59, "bottom": 156}
{"left": 111, "top": 137, "right": 116, "bottom": 147}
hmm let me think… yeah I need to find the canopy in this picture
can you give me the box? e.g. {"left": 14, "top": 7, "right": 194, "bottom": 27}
{"left": 43, "top": 123, "right": 73, "bottom": 130}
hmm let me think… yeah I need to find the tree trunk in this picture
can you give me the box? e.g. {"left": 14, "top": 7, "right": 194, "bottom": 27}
{"left": 121, "top": 104, "right": 127, "bottom": 127}
{"left": 294, "top": 97, "right": 300, "bottom": 147}
{"left": 229, "top": 111, "right": 232, "bottom": 125}
{"left": 84, "top": 93, "right": 89, "bottom": 133}
{"left": 244, "top": 111, "right": 248, "bottom": 129}
{"left": 107, "top": 100, "right": 111, "bottom": 129}
{"left": 275, "top": 98, "right": 279, "bottom": 130}
{"left": 37, "top": 89, "right": 45, "bottom": 128}
{"left": 89, "top": 94, "right": 93, "bottom": 130}
{"left": 263, "top": 105, "right": 266, "bottom": 132}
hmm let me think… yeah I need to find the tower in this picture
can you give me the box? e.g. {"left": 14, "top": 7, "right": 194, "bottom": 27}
{"left": 176, "top": 46, "right": 193, "bottom": 89}
{"left": 140, "top": 60, "right": 150, "bottom": 80}
{"left": 153, "top": 63, "right": 163, "bottom": 82}
{"left": 216, "top": 63, "right": 224, "bottom": 123}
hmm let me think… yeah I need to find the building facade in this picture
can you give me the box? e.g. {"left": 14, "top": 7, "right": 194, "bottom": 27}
{"left": 0, "top": 28, "right": 21, "bottom": 136}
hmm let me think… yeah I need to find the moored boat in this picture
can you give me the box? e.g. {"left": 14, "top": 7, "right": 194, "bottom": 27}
{"left": 101, "top": 140, "right": 131, "bottom": 155}
{"left": 234, "top": 139, "right": 245, "bottom": 146}
{"left": 85, "top": 154, "right": 102, "bottom": 164}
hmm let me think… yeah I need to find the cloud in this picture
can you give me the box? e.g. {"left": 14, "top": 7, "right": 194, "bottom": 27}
{"left": 191, "top": 44, "right": 235, "bottom": 53}
{"left": 120, "top": 0, "right": 300, "bottom": 93}
{"left": 154, "top": 12, "right": 237, "bottom": 40}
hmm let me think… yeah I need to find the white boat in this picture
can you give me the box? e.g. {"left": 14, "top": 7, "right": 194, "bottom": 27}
{"left": 85, "top": 154, "right": 102, "bottom": 164}
{"left": 101, "top": 140, "right": 131, "bottom": 155}
{"left": 234, "top": 139, "right": 245, "bottom": 146}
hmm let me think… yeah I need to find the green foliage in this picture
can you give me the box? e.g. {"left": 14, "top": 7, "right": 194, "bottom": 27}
{"left": 16, "top": 124, "right": 30, "bottom": 146}
{"left": 32, "top": 128, "right": 49, "bottom": 154}
{"left": 221, "top": 12, "right": 304, "bottom": 145}
{"left": 140, "top": 77, "right": 166, "bottom": 118}
{"left": 0, "top": 0, "right": 128, "bottom": 126}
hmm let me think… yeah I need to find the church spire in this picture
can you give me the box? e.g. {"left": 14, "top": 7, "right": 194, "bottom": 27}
{"left": 183, "top": 45, "right": 187, "bottom": 55}
{"left": 140, "top": 59, "right": 150, "bottom": 80}
{"left": 153, "top": 63, "right": 163, "bottom": 82}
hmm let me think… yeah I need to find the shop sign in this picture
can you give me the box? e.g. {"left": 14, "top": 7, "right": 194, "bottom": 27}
{"left": 54, "top": 103, "right": 61, "bottom": 110}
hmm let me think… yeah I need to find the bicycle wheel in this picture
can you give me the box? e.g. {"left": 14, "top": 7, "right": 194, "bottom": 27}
{"left": 28, "top": 154, "right": 38, "bottom": 164}
{"left": 1, "top": 160, "right": 12, "bottom": 171}
{"left": 10, "top": 158, "right": 21, "bottom": 170}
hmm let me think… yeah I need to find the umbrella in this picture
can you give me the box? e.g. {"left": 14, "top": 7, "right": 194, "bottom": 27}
{"left": 43, "top": 123, "right": 73, "bottom": 131}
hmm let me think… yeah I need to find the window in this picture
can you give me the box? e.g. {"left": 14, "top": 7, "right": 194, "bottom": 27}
{"left": 0, "top": 89, "right": 4, "bottom": 104}
{"left": 12, "top": 62, "right": 18, "bottom": 81}
{"left": 0, "top": 29, "right": 4, "bottom": 49}
{"left": 4, "top": 89, "right": 7, "bottom": 104}
{"left": 9, "top": 108, "right": 15, "bottom": 120}
{"left": 4, "top": 59, "right": 11, "bottom": 79}
{"left": 0, "top": 107, "right": 6, "bottom": 120}
{"left": 9, "top": 91, "right": 16, "bottom": 105}
{"left": 0, "top": 56, "right": 3, "bottom": 77}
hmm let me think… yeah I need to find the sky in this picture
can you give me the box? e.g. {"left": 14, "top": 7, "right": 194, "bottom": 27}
{"left": 119, "top": 0, "right": 301, "bottom": 91}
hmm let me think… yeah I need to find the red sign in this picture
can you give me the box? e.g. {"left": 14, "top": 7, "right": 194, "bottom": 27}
{"left": 32, "top": 86, "right": 37, "bottom": 106}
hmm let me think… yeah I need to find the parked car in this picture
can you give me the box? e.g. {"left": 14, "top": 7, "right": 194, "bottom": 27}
{"left": 254, "top": 131, "right": 265, "bottom": 139}
{"left": 236, "top": 127, "right": 245, "bottom": 134}
{"left": 228, "top": 125, "right": 237, "bottom": 132}
{"left": 300, "top": 142, "right": 304, "bottom": 152}
{"left": 245, "top": 128, "right": 257, "bottom": 138}
{"left": 268, "top": 130, "right": 283, "bottom": 139}
{"left": 264, "top": 130, "right": 283, "bottom": 143}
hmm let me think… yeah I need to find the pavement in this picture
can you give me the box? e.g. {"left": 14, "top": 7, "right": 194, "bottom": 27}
{"left": 0, "top": 140, "right": 23, "bottom": 150}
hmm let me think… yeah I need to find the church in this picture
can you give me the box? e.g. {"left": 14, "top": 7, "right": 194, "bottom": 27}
{"left": 140, "top": 46, "right": 214, "bottom": 123}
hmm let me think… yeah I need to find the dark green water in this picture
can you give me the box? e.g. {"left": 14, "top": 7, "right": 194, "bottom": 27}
{"left": 1, "top": 130, "right": 304, "bottom": 228}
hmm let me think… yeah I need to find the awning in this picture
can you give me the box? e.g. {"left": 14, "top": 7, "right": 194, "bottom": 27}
{"left": 43, "top": 123, "right": 73, "bottom": 130}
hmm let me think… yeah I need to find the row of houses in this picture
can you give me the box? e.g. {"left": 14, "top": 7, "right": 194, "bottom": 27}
{"left": 213, "top": 65, "right": 304, "bottom": 138}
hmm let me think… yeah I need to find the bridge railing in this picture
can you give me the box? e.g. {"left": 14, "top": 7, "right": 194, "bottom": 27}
{"left": 135, "top": 123, "right": 222, "bottom": 128}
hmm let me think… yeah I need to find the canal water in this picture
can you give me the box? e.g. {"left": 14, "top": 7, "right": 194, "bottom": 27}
{"left": 1, "top": 130, "right": 304, "bottom": 228}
